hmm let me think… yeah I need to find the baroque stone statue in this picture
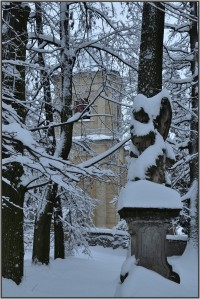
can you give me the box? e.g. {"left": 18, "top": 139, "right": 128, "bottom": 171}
{"left": 128, "top": 90, "right": 175, "bottom": 185}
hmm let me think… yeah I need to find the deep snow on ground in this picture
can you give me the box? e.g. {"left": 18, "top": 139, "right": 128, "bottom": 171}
{"left": 115, "top": 244, "right": 198, "bottom": 297}
{"left": 2, "top": 246, "right": 127, "bottom": 297}
{"left": 2, "top": 244, "right": 198, "bottom": 297}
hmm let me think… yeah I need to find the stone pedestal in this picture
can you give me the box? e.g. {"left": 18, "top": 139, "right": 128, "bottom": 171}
{"left": 119, "top": 208, "right": 181, "bottom": 283}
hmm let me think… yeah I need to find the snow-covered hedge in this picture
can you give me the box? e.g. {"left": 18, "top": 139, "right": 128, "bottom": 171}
{"left": 87, "top": 228, "right": 130, "bottom": 249}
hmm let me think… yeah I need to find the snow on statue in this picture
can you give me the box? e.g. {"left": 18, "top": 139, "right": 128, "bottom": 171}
{"left": 128, "top": 89, "right": 175, "bottom": 185}
{"left": 117, "top": 89, "right": 184, "bottom": 292}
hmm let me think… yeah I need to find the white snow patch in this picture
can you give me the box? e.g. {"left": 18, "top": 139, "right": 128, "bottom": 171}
{"left": 2, "top": 246, "right": 126, "bottom": 297}
{"left": 88, "top": 227, "right": 129, "bottom": 237}
{"left": 73, "top": 134, "right": 114, "bottom": 141}
{"left": 165, "top": 141, "right": 176, "bottom": 160}
{"left": 2, "top": 123, "right": 35, "bottom": 147}
{"left": 1, "top": 243, "right": 198, "bottom": 298}
{"left": 54, "top": 131, "right": 65, "bottom": 158}
{"left": 115, "top": 243, "right": 198, "bottom": 297}
{"left": 129, "top": 142, "right": 139, "bottom": 157}
{"left": 67, "top": 112, "right": 82, "bottom": 123}
{"left": 133, "top": 89, "right": 171, "bottom": 119}
{"left": 127, "top": 132, "right": 165, "bottom": 180}
{"left": 117, "top": 180, "right": 182, "bottom": 210}
{"left": 167, "top": 243, "right": 198, "bottom": 290}
{"left": 120, "top": 256, "right": 137, "bottom": 276}
{"left": 166, "top": 235, "right": 188, "bottom": 241}
{"left": 130, "top": 118, "right": 155, "bottom": 137}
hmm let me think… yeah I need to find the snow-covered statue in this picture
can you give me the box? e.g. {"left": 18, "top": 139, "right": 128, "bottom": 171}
{"left": 117, "top": 89, "right": 182, "bottom": 284}
{"left": 128, "top": 89, "right": 175, "bottom": 185}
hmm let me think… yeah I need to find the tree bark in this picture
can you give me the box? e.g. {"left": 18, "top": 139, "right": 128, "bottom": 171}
{"left": 32, "top": 3, "right": 60, "bottom": 264}
{"left": 188, "top": 2, "right": 198, "bottom": 246}
{"left": 138, "top": 2, "right": 165, "bottom": 97}
{"left": 51, "top": 2, "right": 76, "bottom": 259}
{"left": 59, "top": 2, "right": 75, "bottom": 160}
{"left": 32, "top": 3, "right": 76, "bottom": 263}
{"left": 54, "top": 196, "right": 65, "bottom": 259}
{"left": 131, "top": 2, "right": 167, "bottom": 185}
{"left": 2, "top": 2, "right": 30, "bottom": 120}
{"left": 188, "top": 2, "right": 198, "bottom": 183}
{"left": 2, "top": 181, "right": 25, "bottom": 285}
{"left": 35, "top": 2, "right": 56, "bottom": 151}
{"left": 2, "top": 2, "right": 30, "bottom": 285}
{"left": 32, "top": 183, "right": 57, "bottom": 264}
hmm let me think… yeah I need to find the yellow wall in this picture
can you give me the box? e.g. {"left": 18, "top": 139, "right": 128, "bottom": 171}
{"left": 54, "top": 70, "right": 127, "bottom": 228}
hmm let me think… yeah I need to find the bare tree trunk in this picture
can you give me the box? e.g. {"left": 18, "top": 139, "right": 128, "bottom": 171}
{"left": 54, "top": 196, "right": 65, "bottom": 259}
{"left": 32, "top": 3, "right": 76, "bottom": 263}
{"left": 188, "top": 2, "right": 198, "bottom": 246}
{"left": 59, "top": 2, "right": 75, "bottom": 160}
{"left": 32, "top": 3, "right": 60, "bottom": 264}
{"left": 138, "top": 2, "right": 165, "bottom": 97}
{"left": 34, "top": 2, "right": 56, "bottom": 152}
{"left": 2, "top": 2, "right": 30, "bottom": 284}
{"left": 2, "top": 180, "right": 25, "bottom": 285}
{"left": 189, "top": 2, "right": 198, "bottom": 183}
{"left": 2, "top": 2, "right": 30, "bottom": 120}
{"left": 52, "top": 2, "right": 76, "bottom": 259}
{"left": 32, "top": 183, "right": 57, "bottom": 264}
{"left": 131, "top": 2, "right": 168, "bottom": 184}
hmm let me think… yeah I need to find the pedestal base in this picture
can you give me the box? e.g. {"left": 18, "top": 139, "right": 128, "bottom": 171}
{"left": 119, "top": 208, "right": 181, "bottom": 283}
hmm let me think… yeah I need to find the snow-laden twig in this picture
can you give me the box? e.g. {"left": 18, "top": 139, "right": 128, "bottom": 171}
{"left": 170, "top": 153, "right": 198, "bottom": 170}
{"left": 28, "top": 33, "right": 61, "bottom": 46}
{"left": 78, "top": 136, "right": 130, "bottom": 168}
{"left": 2, "top": 196, "right": 24, "bottom": 210}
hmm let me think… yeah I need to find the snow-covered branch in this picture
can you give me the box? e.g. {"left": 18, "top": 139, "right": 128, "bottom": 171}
{"left": 165, "top": 22, "right": 190, "bottom": 32}
{"left": 78, "top": 136, "right": 130, "bottom": 168}
{"left": 82, "top": 43, "right": 138, "bottom": 71}
{"left": 28, "top": 33, "right": 61, "bottom": 46}
{"left": 2, "top": 59, "right": 47, "bottom": 71}
{"left": 170, "top": 153, "right": 198, "bottom": 170}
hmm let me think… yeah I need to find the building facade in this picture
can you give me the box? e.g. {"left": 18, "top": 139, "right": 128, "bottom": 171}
{"left": 54, "top": 70, "right": 127, "bottom": 228}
